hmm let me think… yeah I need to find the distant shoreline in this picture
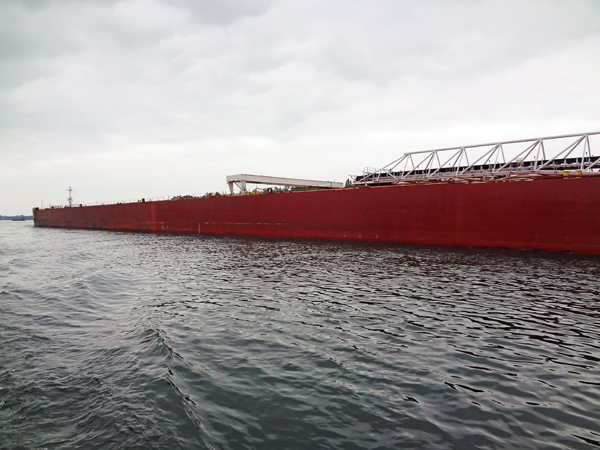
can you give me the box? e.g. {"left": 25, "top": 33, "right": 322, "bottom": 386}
{"left": 0, "top": 215, "right": 34, "bottom": 221}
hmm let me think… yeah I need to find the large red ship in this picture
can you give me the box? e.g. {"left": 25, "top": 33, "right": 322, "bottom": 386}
{"left": 33, "top": 132, "right": 600, "bottom": 254}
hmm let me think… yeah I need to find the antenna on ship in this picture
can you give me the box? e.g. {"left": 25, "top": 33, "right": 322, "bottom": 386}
{"left": 67, "top": 186, "right": 74, "bottom": 207}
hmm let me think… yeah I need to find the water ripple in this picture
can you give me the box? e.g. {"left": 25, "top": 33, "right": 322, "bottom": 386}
{"left": 0, "top": 222, "right": 599, "bottom": 449}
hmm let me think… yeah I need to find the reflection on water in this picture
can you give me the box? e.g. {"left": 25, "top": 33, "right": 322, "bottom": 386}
{"left": 0, "top": 221, "right": 599, "bottom": 449}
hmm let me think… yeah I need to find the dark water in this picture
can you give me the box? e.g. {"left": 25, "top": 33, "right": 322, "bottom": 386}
{"left": 1, "top": 222, "right": 599, "bottom": 450}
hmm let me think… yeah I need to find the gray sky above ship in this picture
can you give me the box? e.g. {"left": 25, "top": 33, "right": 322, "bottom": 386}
{"left": 1, "top": 0, "right": 599, "bottom": 214}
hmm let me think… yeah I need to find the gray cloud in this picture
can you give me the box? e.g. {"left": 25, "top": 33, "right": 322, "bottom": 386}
{"left": 1, "top": 0, "right": 599, "bottom": 213}
{"left": 171, "top": 0, "right": 274, "bottom": 26}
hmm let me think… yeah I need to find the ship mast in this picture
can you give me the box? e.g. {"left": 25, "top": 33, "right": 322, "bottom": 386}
{"left": 67, "top": 186, "right": 74, "bottom": 207}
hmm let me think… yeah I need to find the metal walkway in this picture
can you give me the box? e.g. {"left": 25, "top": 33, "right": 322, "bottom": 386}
{"left": 227, "top": 174, "right": 343, "bottom": 194}
{"left": 354, "top": 132, "right": 600, "bottom": 186}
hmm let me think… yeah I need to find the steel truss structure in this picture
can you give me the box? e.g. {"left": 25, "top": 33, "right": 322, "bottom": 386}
{"left": 354, "top": 132, "right": 600, "bottom": 186}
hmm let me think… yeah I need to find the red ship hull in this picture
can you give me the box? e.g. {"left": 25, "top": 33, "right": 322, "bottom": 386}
{"left": 33, "top": 177, "right": 600, "bottom": 254}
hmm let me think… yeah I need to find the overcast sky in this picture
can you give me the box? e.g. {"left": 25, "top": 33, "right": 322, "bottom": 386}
{"left": 1, "top": 0, "right": 599, "bottom": 214}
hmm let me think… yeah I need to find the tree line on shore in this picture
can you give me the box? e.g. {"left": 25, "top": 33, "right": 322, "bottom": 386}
{"left": 0, "top": 215, "right": 33, "bottom": 220}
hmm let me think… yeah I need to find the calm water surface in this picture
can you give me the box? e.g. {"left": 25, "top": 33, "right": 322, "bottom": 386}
{"left": 1, "top": 221, "right": 599, "bottom": 449}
